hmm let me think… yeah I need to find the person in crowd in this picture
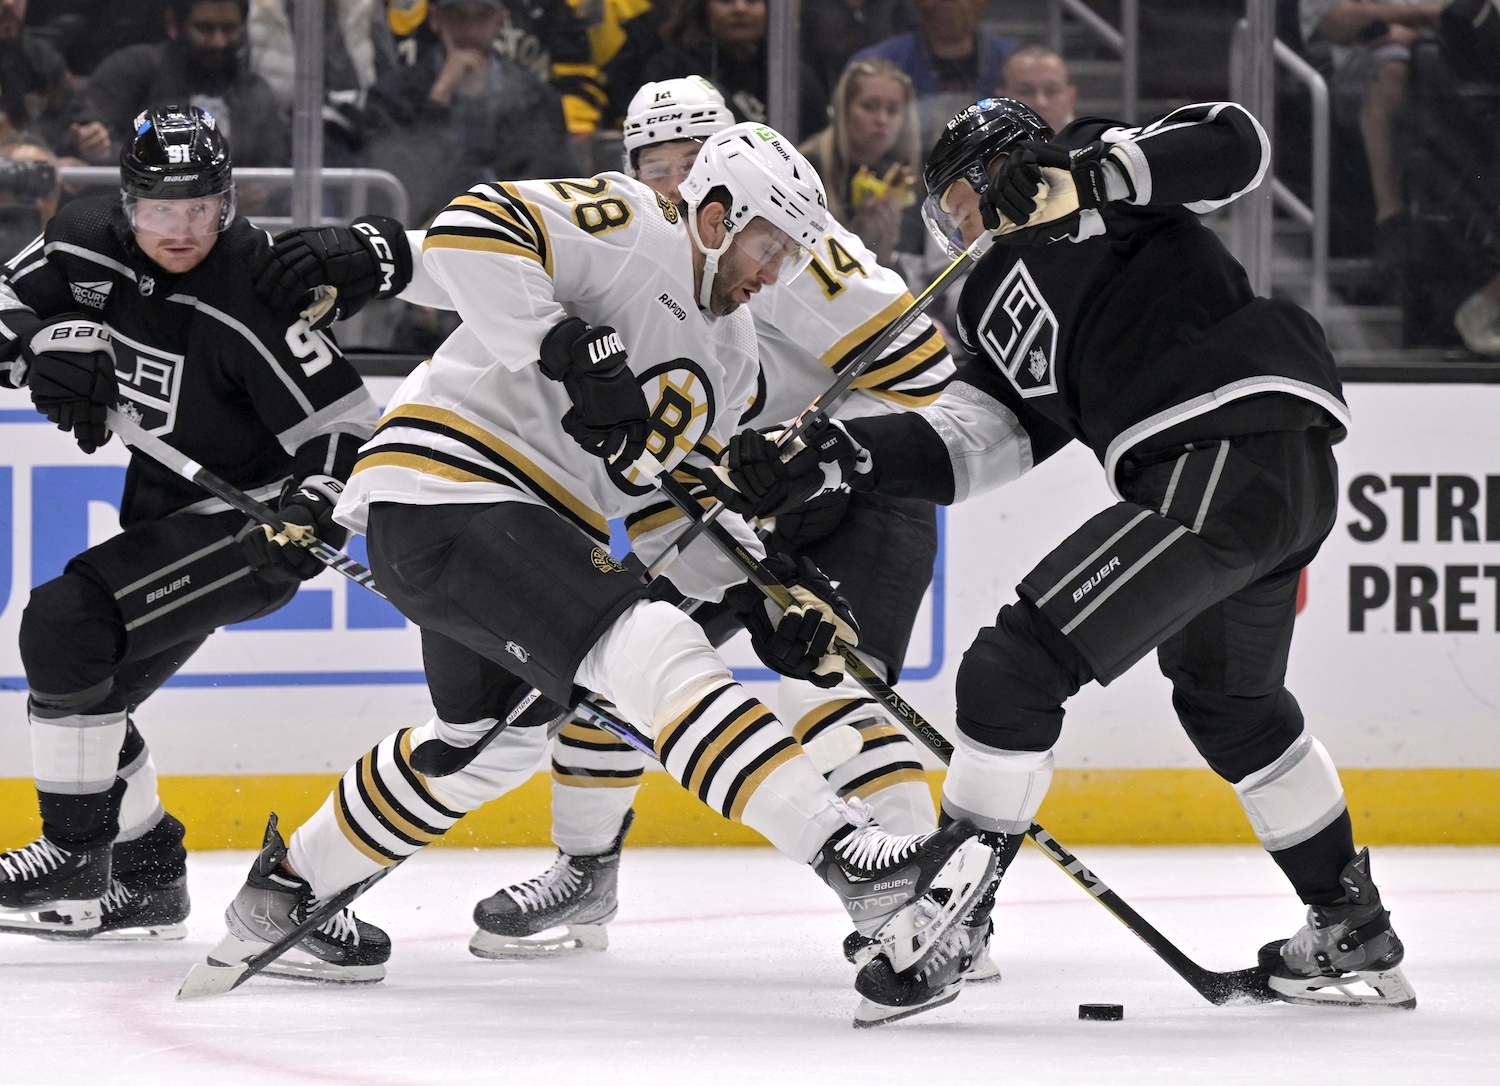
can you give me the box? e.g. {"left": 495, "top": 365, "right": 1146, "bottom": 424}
{"left": 365, "top": 0, "right": 574, "bottom": 222}
{"left": 1299, "top": 0, "right": 1446, "bottom": 277}
{"left": 850, "top": 0, "right": 1016, "bottom": 151}
{"left": 0, "top": 0, "right": 76, "bottom": 155}
{"left": 801, "top": 0, "right": 917, "bottom": 98}
{"left": 21, "top": 0, "right": 169, "bottom": 77}
{"left": 801, "top": 56, "right": 924, "bottom": 266}
{"left": 0, "top": 134, "right": 60, "bottom": 260}
{"left": 572, "top": 0, "right": 664, "bottom": 128}
{"left": 997, "top": 43, "right": 1076, "bottom": 132}
{"left": 248, "top": 0, "right": 388, "bottom": 166}
{"left": 69, "top": 0, "right": 289, "bottom": 168}
{"left": 638, "top": 0, "right": 828, "bottom": 139}
{"left": 386, "top": 0, "right": 606, "bottom": 137}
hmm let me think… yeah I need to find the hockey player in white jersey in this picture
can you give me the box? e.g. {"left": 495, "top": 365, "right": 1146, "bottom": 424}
{"left": 208, "top": 123, "right": 995, "bottom": 1009}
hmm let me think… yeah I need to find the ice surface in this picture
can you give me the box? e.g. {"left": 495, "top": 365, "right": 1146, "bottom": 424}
{"left": 0, "top": 845, "right": 1493, "bottom": 1085}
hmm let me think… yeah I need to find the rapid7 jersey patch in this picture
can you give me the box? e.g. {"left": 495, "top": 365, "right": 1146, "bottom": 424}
{"left": 973, "top": 260, "right": 1059, "bottom": 398}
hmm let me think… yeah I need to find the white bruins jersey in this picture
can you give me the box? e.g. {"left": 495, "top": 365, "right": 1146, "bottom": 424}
{"left": 336, "top": 172, "right": 763, "bottom": 599}
{"left": 746, "top": 218, "right": 955, "bottom": 427}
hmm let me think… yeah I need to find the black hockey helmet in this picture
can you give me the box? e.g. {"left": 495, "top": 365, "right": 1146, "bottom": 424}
{"left": 920, "top": 97, "right": 1052, "bottom": 257}
{"left": 121, "top": 104, "right": 236, "bottom": 234}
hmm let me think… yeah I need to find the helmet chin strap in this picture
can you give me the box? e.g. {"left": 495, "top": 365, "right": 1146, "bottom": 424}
{"left": 686, "top": 206, "right": 735, "bottom": 311}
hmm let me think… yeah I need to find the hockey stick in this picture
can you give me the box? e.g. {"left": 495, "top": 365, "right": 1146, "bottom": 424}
{"left": 176, "top": 865, "right": 394, "bottom": 999}
{"left": 645, "top": 231, "right": 994, "bottom": 579}
{"left": 103, "top": 408, "right": 569, "bottom": 777}
{"left": 628, "top": 451, "right": 1274, "bottom": 1006}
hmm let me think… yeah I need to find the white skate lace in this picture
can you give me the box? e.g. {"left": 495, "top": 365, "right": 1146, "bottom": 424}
{"left": 914, "top": 900, "right": 967, "bottom": 981}
{"left": 0, "top": 837, "right": 71, "bottom": 880}
{"left": 99, "top": 879, "right": 138, "bottom": 913}
{"left": 314, "top": 907, "right": 361, "bottom": 946}
{"left": 836, "top": 812, "right": 926, "bottom": 874}
{"left": 503, "top": 854, "right": 584, "bottom": 914}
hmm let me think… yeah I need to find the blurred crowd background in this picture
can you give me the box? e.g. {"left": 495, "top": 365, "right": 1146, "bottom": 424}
{"left": 1, "top": 0, "right": 1496, "bottom": 361}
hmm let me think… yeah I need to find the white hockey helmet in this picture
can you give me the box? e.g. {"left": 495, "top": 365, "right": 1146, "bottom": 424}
{"left": 679, "top": 122, "right": 828, "bottom": 309}
{"left": 621, "top": 77, "right": 735, "bottom": 173}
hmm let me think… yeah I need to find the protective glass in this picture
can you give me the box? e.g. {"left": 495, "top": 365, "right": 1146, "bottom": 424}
{"left": 920, "top": 161, "right": 990, "bottom": 259}
{"left": 733, "top": 223, "right": 814, "bottom": 282}
{"left": 123, "top": 187, "right": 236, "bottom": 237}
{"left": 634, "top": 147, "right": 701, "bottom": 185}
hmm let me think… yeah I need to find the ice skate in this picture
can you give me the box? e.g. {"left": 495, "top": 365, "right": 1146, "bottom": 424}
{"left": 207, "top": 814, "right": 389, "bottom": 984}
{"left": 1260, "top": 848, "right": 1416, "bottom": 1009}
{"left": 470, "top": 810, "right": 634, "bottom": 959}
{"left": 58, "top": 812, "right": 191, "bottom": 941}
{"left": 0, "top": 836, "right": 108, "bottom": 936}
{"left": 814, "top": 799, "right": 995, "bottom": 973}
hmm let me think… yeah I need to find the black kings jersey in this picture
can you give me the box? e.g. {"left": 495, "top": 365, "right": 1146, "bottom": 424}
{"left": 0, "top": 196, "right": 378, "bottom": 525}
{"left": 950, "top": 103, "right": 1349, "bottom": 493}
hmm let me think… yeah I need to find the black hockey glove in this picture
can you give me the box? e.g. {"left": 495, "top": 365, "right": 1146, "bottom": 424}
{"left": 254, "top": 215, "right": 413, "bottom": 330}
{"left": 537, "top": 316, "right": 650, "bottom": 466}
{"left": 727, "top": 554, "right": 860, "bottom": 689}
{"left": 699, "top": 416, "right": 869, "bottom": 519}
{"left": 24, "top": 315, "right": 117, "bottom": 453}
{"left": 239, "top": 475, "right": 347, "bottom": 585}
{"left": 983, "top": 139, "right": 1132, "bottom": 244}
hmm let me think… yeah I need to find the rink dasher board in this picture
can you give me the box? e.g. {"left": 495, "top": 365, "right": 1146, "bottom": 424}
{"left": 0, "top": 382, "right": 1494, "bottom": 845}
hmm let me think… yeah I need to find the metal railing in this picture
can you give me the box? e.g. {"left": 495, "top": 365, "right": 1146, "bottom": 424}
{"left": 1229, "top": 19, "right": 1330, "bottom": 324}
{"left": 1046, "top": 0, "right": 1138, "bottom": 123}
{"left": 56, "top": 167, "right": 411, "bottom": 230}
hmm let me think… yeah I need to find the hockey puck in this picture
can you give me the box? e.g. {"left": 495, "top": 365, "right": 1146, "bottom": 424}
{"left": 1078, "top": 1003, "right": 1124, "bottom": 1021}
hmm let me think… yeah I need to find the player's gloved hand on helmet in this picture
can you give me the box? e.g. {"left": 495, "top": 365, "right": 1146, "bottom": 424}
{"left": 727, "top": 554, "right": 860, "bottom": 689}
{"left": 24, "top": 315, "right": 118, "bottom": 453}
{"left": 982, "top": 139, "right": 1133, "bottom": 244}
{"left": 699, "top": 415, "right": 869, "bottom": 519}
{"left": 239, "top": 475, "right": 347, "bottom": 584}
{"left": 537, "top": 316, "right": 651, "bottom": 466}
{"left": 254, "top": 214, "right": 412, "bottom": 330}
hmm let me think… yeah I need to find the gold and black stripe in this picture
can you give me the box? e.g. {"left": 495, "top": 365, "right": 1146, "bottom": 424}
{"left": 426, "top": 184, "right": 552, "bottom": 277}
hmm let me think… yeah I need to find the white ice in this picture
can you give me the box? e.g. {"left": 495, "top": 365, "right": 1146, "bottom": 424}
{"left": 1, "top": 845, "right": 1494, "bottom": 1086}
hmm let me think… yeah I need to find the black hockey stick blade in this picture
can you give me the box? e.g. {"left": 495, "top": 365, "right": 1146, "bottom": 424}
{"left": 1025, "top": 825, "right": 1275, "bottom": 1005}
{"left": 176, "top": 867, "right": 393, "bottom": 1000}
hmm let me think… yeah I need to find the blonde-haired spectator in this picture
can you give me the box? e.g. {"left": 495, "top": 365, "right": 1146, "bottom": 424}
{"left": 998, "top": 43, "right": 1077, "bottom": 132}
{"left": 800, "top": 56, "right": 922, "bottom": 266}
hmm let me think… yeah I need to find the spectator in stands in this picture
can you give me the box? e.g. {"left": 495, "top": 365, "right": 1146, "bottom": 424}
{"left": 364, "top": 0, "right": 572, "bottom": 221}
{"left": 575, "top": 0, "right": 665, "bottom": 129}
{"left": 0, "top": 0, "right": 76, "bottom": 154}
{"left": 0, "top": 133, "right": 60, "bottom": 260}
{"left": 639, "top": 0, "right": 828, "bottom": 139}
{"left": 851, "top": 0, "right": 1016, "bottom": 151}
{"left": 1299, "top": 0, "right": 1445, "bottom": 272}
{"left": 385, "top": 0, "right": 605, "bottom": 137}
{"left": 69, "top": 0, "right": 289, "bottom": 167}
{"left": 801, "top": 56, "right": 922, "bottom": 265}
{"left": 800, "top": 0, "right": 917, "bottom": 98}
{"left": 249, "top": 0, "right": 388, "bottom": 165}
{"left": 23, "top": 0, "right": 169, "bottom": 77}
{"left": 997, "top": 43, "right": 1077, "bottom": 131}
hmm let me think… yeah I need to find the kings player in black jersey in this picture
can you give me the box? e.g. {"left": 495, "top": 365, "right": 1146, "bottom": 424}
{"left": 0, "top": 105, "right": 386, "bottom": 946}
{"left": 704, "top": 98, "right": 1417, "bottom": 1021}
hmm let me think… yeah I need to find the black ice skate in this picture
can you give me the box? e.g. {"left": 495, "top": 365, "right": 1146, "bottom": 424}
{"left": 470, "top": 810, "right": 634, "bottom": 959}
{"left": 0, "top": 836, "right": 108, "bottom": 936}
{"left": 58, "top": 812, "right": 192, "bottom": 941}
{"left": 207, "top": 814, "right": 390, "bottom": 984}
{"left": 814, "top": 799, "right": 995, "bottom": 973}
{"left": 1260, "top": 848, "right": 1416, "bottom": 1009}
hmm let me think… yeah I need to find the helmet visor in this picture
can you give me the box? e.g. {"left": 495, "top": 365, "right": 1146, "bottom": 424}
{"left": 123, "top": 186, "right": 236, "bottom": 237}
{"left": 734, "top": 222, "right": 814, "bottom": 283}
{"left": 920, "top": 161, "right": 991, "bottom": 259}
